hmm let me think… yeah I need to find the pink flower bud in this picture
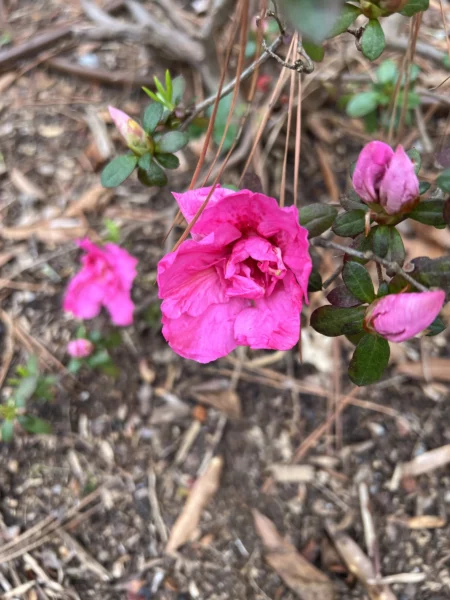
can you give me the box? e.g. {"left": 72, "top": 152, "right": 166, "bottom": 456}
{"left": 108, "top": 106, "right": 151, "bottom": 155}
{"left": 352, "top": 141, "right": 419, "bottom": 215}
{"left": 365, "top": 290, "right": 445, "bottom": 343}
{"left": 67, "top": 338, "right": 94, "bottom": 358}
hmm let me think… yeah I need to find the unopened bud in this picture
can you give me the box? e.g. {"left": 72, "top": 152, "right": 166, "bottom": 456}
{"left": 108, "top": 106, "right": 152, "bottom": 155}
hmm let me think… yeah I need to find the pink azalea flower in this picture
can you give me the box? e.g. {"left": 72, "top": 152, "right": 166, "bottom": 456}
{"left": 108, "top": 106, "right": 151, "bottom": 155}
{"left": 365, "top": 290, "right": 445, "bottom": 342}
{"left": 67, "top": 339, "right": 94, "bottom": 358}
{"left": 352, "top": 141, "right": 419, "bottom": 215}
{"left": 157, "top": 186, "right": 312, "bottom": 363}
{"left": 63, "top": 239, "right": 138, "bottom": 326}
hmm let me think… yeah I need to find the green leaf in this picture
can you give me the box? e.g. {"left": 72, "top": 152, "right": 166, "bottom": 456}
{"left": 14, "top": 376, "right": 38, "bottom": 408}
{"left": 327, "top": 284, "right": 361, "bottom": 308}
{"left": 437, "top": 168, "right": 450, "bottom": 193}
{"left": 340, "top": 190, "right": 369, "bottom": 212}
{"left": 426, "top": 316, "right": 446, "bottom": 337}
{"left": 143, "top": 103, "right": 163, "bottom": 134}
{"left": 372, "top": 225, "right": 405, "bottom": 267}
{"left": 165, "top": 69, "right": 173, "bottom": 104}
{"left": 332, "top": 209, "right": 366, "bottom": 237}
{"left": 407, "top": 256, "right": 450, "bottom": 291}
{"left": 363, "top": 110, "right": 378, "bottom": 133}
{"left": 346, "top": 91, "right": 380, "bottom": 118}
{"left": 279, "top": 0, "right": 345, "bottom": 43}
{"left": 377, "top": 281, "right": 389, "bottom": 297}
{"left": 142, "top": 87, "right": 160, "bottom": 104}
{"left": 172, "top": 76, "right": 186, "bottom": 105}
{"left": 137, "top": 161, "right": 168, "bottom": 187}
{"left": 342, "top": 261, "right": 375, "bottom": 303}
{"left": 361, "top": 19, "right": 386, "bottom": 61}
{"left": 87, "top": 349, "right": 112, "bottom": 368}
{"left": 419, "top": 181, "right": 431, "bottom": 195}
{"left": 299, "top": 204, "right": 338, "bottom": 237}
{"left": 207, "top": 95, "right": 240, "bottom": 152}
{"left": 154, "top": 76, "right": 167, "bottom": 100}
{"left": 67, "top": 358, "right": 82, "bottom": 374}
{"left": 18, "top": 415, "right": 52, "bottom": 435}
{"left": 308, "top": 268, "right": 323, "bottom": 293}
{"left": 310, "top": 305, "right": 366, "bottom": 337}
{"left": 327, "top": 3, "right": 361, "bottom": 37}
{"left": 1, "top": 420, "right": 14, "bottom": 442}
{"left": 155, "top": 153, "right": 180, "bottom": 170}
{"left": 400, "top": 0, "right": 429, "bottom": 17}
{"left": 406, "top": 147, "right": 421, "bottom": 174}
{"left": 101, "top": 155, "right": 137, "bottom": 188}
{"left": 348, "top": 334, "right": 390, "bottom": 386}
{"left": 444, "top": 197, "right": 450, "bottom": 226}
{"left": 103, "top": 218, "right": 121, "bottom": 243}
{"left": 346, "top": 231, "right": 374, "bottom": 264}
{"left": 376, "top": 60, "right": 398, "bottom": 85}
{"left": 303, "top": 39, "right": 325, "bottom": 62}
{"left": 156, "top": 131, "right": 189, "bottom": 154}
{"left": 408, "top": 200, "right": 446, "bottom": 227}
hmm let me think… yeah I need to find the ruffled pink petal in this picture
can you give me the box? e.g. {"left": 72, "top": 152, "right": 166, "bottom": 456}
{"left": 104, "top": 291, "right": 135, "bottom": 326}
{"left": 162, "top": 298, "right": 249, "bottom": 363}
{"left": 172, "top": 185, "right": 235, "bottom": 224}
{"left": 233, "top": 273, "right": 303, "bottom": 350}
{"left": 369, "top": 290, "right": 445, "bottom": 342}
{"left": 379, "top": 145, "right": 419, "bottom": 215}
{"left": 352, "top": 141, "right": 394, "bottom": 203}
{"left": 104, "top": 243, "right": 138, "bottom": 288}
{"left": 63, "top": 270, "right": 105, "bottom": 319}
{"left": 225, "top": 235, "right": 285, "bottom": 278}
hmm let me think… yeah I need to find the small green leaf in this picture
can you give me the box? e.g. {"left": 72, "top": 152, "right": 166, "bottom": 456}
{"left": 299, "top": 204, "right": 338, "bottom": 237}
{"left": 340, "top": 190, "right": 369, "bottom": 212}
{"left": 156, "top": 131, "right": 189, "bottom": 154}
{"left": 419, "top": 181, "right": 431, "bottom": 195}
{"left": 426, "top": 316, "right": 446, "bottom": 337}
{"left": 363, "top": 110, "right": 378, "bottom": 133}
{"left": 346, "top": 91, "right": 380, "bottom": 118}
{"left": 332, "top": 209, "right": 366, "bottom": 237}
{"left": 172, "top": 76, "right": 186, "bottom": 104}
{"left": 308, "top": 268, "right": 323, "bottom": 293}
{"left": 137, "top": 163, "right": 168, "bottom": 187}
{"left": 408, "top": 200, "right": 446, "bottom": 227}
{"left": 165, "top": 69, "right": 173, "bottom": 104}
{"left": 372, "top": 225, "right": 405, "bottom": 267}
{"left": 142, "top": 87, "right": 160, "bottom": 103}
{"left": 154, "top": 76, "right": 167, "bottom": 100}
{"left": 342, "top": 261, "right": 375, "bottom": 303}
{"left": 361, "top": 19, "right": 386, "bottom": 62}
{"left": 87, "top": 349, "right": 112, "bottom": 368}
{"left": 377, "top": 281, "right": 389, "bottom": 297}
{"left": 279, "top": 0, "right": 346, "bottom": 44}
{"left": 327, "top": 3, "right": 361, "bottom": 37}
{"left": 101, "top": 155, "right": 137, "bottom": 188}
{"left": 406, "top": 147, "right": 421, "bottom": 174}
{"left": 400, "top": 0, "right": 429, "bottom": 17}
{"left": 444, "top": 197, "right": 450, "bottom": 226}
{"left": 345, "top": 231, "right": 374, "bottom": 264}
{"left": 15, "top": 376, "right": 38, "bottom": 408}
{"left": 310, "top": 305, "right": 366, "bottom": 337}
{"left": 1, "top": 420, "right": 14, "bottom": 442}
{"left": 18, "top": 415, "right": 52, "bottom": 435}
{"left": 327, "top": 284, "right": 362, "bottom": 308}
{"left": 143, "top": 103, "right": 163, "bottom": 134}
{"left": 155, "top": 153, "right": 180, "bottom": 170}
{"left": 348, "top": 334, "right": 390, "bottom": 386}
{"left": 376, "top": 60, "right": 398, "bottom": 85}
{"left": 103, "top": 218, "right": 121, "bottom": 243}
{"left": 437, "top": 168, "right": 450, "bottom": 193}
{"left": 303, "top": 39, "right": 325, "bottom": 62}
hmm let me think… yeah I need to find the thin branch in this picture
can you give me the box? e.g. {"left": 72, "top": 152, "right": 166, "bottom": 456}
{"left": 312, "top": 238, "right": 429, "bottom": 293}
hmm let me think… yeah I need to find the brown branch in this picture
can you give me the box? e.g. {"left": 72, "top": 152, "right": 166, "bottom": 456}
{"left": 0, "top": 26, "right": 72, "bottom": 71}
{"left": 45, "top": 57, "right": 155, "bottom": 87}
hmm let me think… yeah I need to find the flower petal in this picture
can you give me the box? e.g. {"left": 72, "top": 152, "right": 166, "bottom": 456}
{"left": 172, "top": 185, "right": 235, "bottom": 224}
{"left": 352, "top": 141, "right": 394, "bottom": 204}
{"left": 379, "top": 145, "right": 419, "bottom": 215}
{"left": 63, "top": 270, "right": 104, "bottom": 319}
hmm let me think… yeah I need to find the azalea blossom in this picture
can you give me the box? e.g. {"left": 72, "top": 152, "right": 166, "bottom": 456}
{"left": 365, "top": 290, "right": 445, "bottom": 342}
{"left": 157, "top": 186, "right": 312, "bottom": 363}
{"left": 352, "top": 141, "right": 419, "bottom": 215}
{"left": 63, "top": 239, "right": 138, "bottom": 327}
{"left": 108, "top": 106, "right": 152, "bottom": 155}
{"left": 67, "top": 338, "right": 94, "bottom": 358}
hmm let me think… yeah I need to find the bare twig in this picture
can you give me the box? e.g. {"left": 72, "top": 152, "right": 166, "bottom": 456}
{"left": 0, "top": 26, "right": 72, "bottom": 70}
{"left": 148, "top": 465, "right": 169, "bottom": 543}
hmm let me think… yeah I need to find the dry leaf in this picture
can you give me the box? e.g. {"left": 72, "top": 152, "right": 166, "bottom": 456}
{"left": 10, "top": 168, "right": 46, "bottom": 200}
{"left": 253, "top": 510, "right": 334, "bottom": 600}
{"left": 191, "top": 389, "right": 241, "bottom": 419}
{"left": 391, "top": 515, "right": 446, "bottom": 529}
{"left": 64, "top": 184, "right": 113, "bottom": 217}
{"left": 1, "top": 218, "right": 89, "bottom": 243}
{"left": 165, "top": 457, "right": 223, "bottom": 553}
{"left": 397, "top": 359, "right": 450, "bottom": 381}
{"left": 269, "top": 464, "right": 315, "bottom": 483}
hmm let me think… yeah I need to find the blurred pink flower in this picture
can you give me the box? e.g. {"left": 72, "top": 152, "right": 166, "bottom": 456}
{"left": 67, "top": 339, "right": 94, "bottom": 358}
{"left": 108, "top": 106, "right": 151, "bottom": 154}
{"left": 63, "top": 239, "right": 138, "bottom": 326}
{"left": 352, "top": 141, "right": 419, "bottom": 215}
{"left": 365, "top": 290, "right": 445, "bottom": 342}
{"left": 157, "top": 186, "right": 312, "bottom": 363}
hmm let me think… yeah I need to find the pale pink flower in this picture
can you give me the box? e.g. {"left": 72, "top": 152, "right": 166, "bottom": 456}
{"left": 67, "top": 339, "right": 94, "bottom": 358}
{"left": 365, "top": 290, "right": 445, "bottom": 342}
{"left": 352, "top": 141, "right": 419, "bottom": 215}
{"left": 63, "top": 239, "right": 138, "bottom": 326}
{"left": 157, "top": 186, "right": 312, "bottom": 363}
{"left": 108, "top": 106, "right": 151, "bottom": 154}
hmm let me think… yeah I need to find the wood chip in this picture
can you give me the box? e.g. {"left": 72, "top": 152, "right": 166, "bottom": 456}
{"left": 191, "top": 389, "right": 241, "bottom": 419}
{"left": 64, "top": 184, "right": 113, "bottom": 217}
{"left": 165, "top": 456, "right": 223, "bottom": 553}
{"left": 398, "top": 444, "right": 450, "bottom": 479}
{"left": 390, "top": 515, "right": 447, "bottom": 529}
{"left": 253, "top": 510, "right": 334, "bottom": 600}
{"left": 268, "top": 464, "right": 315, "bottom": 483}
{"left": 10, "top": 168, "right": 46, "bottom": 200}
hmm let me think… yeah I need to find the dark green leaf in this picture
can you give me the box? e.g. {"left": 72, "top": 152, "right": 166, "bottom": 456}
{"left": 327, "top": 2, "right": 361, "bottom": 37}
{"left": 101, "top": 155, "right": 137, "bottom": 188}
{"left": 342, "top": 261, "right": 375, "bottom": 303}
{"left": 332, "top": 209, "right": 366, "bottom": 237}
{"left": 426, "top": 316, "right": 446, "bottom": 337}
{"left": 400, "top": 0, "right": 429, "bottom": 17}
{"left": 407, "top": 256, "right": 450, "bottom": 292}
{"left": 172, "top": 76, "right": 186, "bottom": 104}
{"left": 372, "top": 225, "right": 405, "bottom": 267}
{"left": 377, "top": 281, "right": 389, "bottom": 297}
{"left": 300, "top": 204, "right": 338, "bottom": 237}
{"left": 444, "top": 197, "right": 450, "bottom": 225}
{"left": 138, "top": 164, "right": 167, "bottom": 188}
{"left": 408, "top": 200, "right": 446, "bottom": 227}
{"left": 437, "top": 168, "right": 450, "bottom": 193}
{"left": 155, "top": 153, "right": 180, "bottom": 170}
{"left": 279, "top": 0, "right": 345, "bottom": 43}
{"left": 303, "top": 39, "right": 325, "bottom": 62}
{"left": 1, "top": 420, "right": 14, "bottom": 442}
{"left": 18, "top": 415, "right": 52, "bottom": 435}
{"left": 406, "top": 147, "right": 421, "bottom": 174}
{"left": 308, "top": 268, "right": 323, "bottom": 293}
{"left": 143, "top": 103, "right": 163, "bottom": 134}
{"left": 345, "top": 231, "right": 374, "bottom": 264}
{"left": 310, "top": 305, "right": 366, "bottom": 337}
{"left": 419, "top": 181, "right": 431, "bottom": 195}
{"left": 346, "top": 331, "right": 366, "bottom": 346}
{"left": 327, "top": 284, "right": 362, "bottom": 307}
{"left": 376, "top": 60, "right": 398, "bottom": 85}
{"left": 156, "top": 131, "right": 189, "bottom": 154}
{"left": 340, "top": 190, "right": 369, "bottom": 212}
{"left": 348, "top": 334, "right": 390, "bottom": 386}
{"left": 346, "top": 91, "right": 380, "bottom": 118}
{"left": 361, "top": 19, "right": 386, "bottom": 61}
{"left": 363, "top": 110, "right": 378, "bottom": 133}
{"left": 87, "top": 349, "right": 112, "bottom": 368}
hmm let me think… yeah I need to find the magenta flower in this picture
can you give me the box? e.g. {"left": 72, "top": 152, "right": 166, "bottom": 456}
{"left": 63, "top": 239, "right": 138, "bottom": 326}
{"left": 108, "top": 106, "right": 151, "bottom": 155}
{"left": 352, "top": 141, "right": 419, "bottom": 215}
{"left": 67, "top": 339, "right": 94, "bottom": 358}
{"left": 365, "top": 290, "right": 445, "bottom": 342}
{"left": 157, "top": 186, "right": 312, "bottom": 363}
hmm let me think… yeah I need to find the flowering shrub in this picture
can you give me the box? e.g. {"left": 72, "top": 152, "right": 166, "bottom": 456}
{"left": 157, "top": 187, "right": 312, "bottom": 362}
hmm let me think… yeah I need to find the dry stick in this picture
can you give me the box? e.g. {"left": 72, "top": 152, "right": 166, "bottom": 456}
{"left": 0, "top": 309, "right": 14, "bottom": 390}
{"left": 0, "top": 25, "right": 72, "bottom": 70}
{"left": 46, "top": 57, "right": 156, "bottom": 87}
{"left": 438, "top": 0, "right": 450, "bottom": 67}
{"left": 293, "top": 65, "right": 302, "bottom": 207}
{"left": 280, "top": 34, "right": 298, "bottom": 207}
{"left": 312, "top": 238, "right": 429, "bottom": 293}
{"left": 397, "top": 13, "right": 421, "bottom": 143}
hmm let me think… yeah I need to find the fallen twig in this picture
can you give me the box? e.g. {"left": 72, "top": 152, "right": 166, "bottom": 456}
{"left": 0, "top": 25, "right": 72, "bottom": 71}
